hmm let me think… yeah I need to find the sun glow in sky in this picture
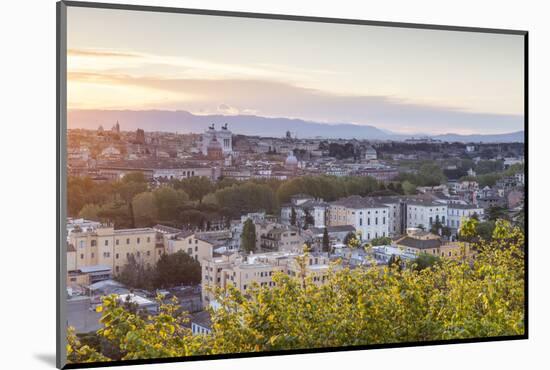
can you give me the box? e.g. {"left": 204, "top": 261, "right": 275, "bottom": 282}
{"left": 67, "top": 6, "right": 525, "bottom": 135}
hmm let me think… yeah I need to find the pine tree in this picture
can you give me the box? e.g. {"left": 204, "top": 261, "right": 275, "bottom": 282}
{"left": 241, "top": 219, "right": 257, "bottom": 253}
{"left": 322, "top": 227, "right": 330, "bottom": 254}
{"left": 290, "top": 207, "right": 297, "bottom": 226}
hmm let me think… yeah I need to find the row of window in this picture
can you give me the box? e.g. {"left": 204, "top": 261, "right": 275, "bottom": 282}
{"left": 80, "top": 236, "right": 152, "bottom": 248}
{"left": 79, "top": 250, "right": 155, "bottom": 260}
{"left": 359, "top": 216, "right": 386, "bottom": 226}
{"left": 408, "top": 207, "right": 445, "bottom": 212}
{"left": 366, "top": 231, "right": 386, "bottom": 240}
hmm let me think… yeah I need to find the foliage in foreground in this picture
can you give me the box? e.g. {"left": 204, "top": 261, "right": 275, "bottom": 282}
{"left": 67, "top": 220, "right": 525, "bottom": 363}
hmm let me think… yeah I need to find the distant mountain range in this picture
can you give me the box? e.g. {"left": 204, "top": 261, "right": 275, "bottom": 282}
{"left": 68, "top": 109, "right": 524, "bottom": 143}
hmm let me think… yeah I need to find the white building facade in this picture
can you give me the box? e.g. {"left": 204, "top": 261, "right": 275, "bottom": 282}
{"left": 328, "top": 196, "right": 390, "bottom": 241}
{"left": 201, "top": 124, "right": 233, "bottom": 155}
{"left": 405, "top": 200, "right": 448, "bottom": 230}
{"left": 447, "top": 204, "right": 484, "bottom": 233}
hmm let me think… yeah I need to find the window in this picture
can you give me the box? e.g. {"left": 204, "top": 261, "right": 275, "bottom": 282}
{"left": 115, "top": 253, "right": 119, "bottom": 259}
{"left": 103, "top": 252, "right": 110, "bottom": 258}
{"left": 91, "top": 240, "right": 97, "bottom": 247}
{"left": 359, "top": 218, "right": 363, "bottom": 226}
{"left": 116, "top": 266, "right": 119, "bottom": 273}
{"left": 375, "top": 217, "right": 378, "bottom": 225}
{"left": 91, "top": 253, "right": 94, "bottom": 258}
{"left": 104, "top": 240, "right": 109, "bottom": 246}
{"left": 136, "top": 251, "right": 141, "bottom": 257}
{"left": 79, "top": 240, "right": 85, "bottom": 248}
{"left": 137, "top": 237, "right": 140, "bottom": 244}
{"left": 116, "top": 239, "right": 119, "bottom": 245}
{"left": 383, "top": 216, "right": 386, "bottom": 224}
{"left": 146, "top": 251, "right": 151, "bottom": 256}
{"left": 126, "top": 238, "right": 130, "bottom": 245}
{"left": 188, "top": 248, "right": 193, "bottom": 255}
{"left": 147, "top": 237, "right": 151, "bottom": 243}
{"left": 80, "top": 254, "right": 84, "bottom": 259}
{"left": 189, "top": 239, "right": 192, "bottom": 244}
{"left": 195, "top": 239, "right": 198, "bottom": 244}
{"left": 195, "top": 246, "right": 198, "bottom": 252}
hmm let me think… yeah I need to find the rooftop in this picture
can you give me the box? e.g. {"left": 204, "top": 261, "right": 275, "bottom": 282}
{"left": 79, "top": 265, "right": 112, "bottom": 274}
{"left": 448, "top": 203, "right": 483, "bottom": 210}
{"left": 190, "top": 311, "right": 212, "bottom": 329}
{"left": 153, "top": 224, "right": 182, "bottom": 234}
{"left": 310, "top": 225, "right": 356, "bottom": 234}
{"left": 395, "top": 236, "right": 442, "bottom": 250}
{"left": 406, "top": 199, "right": 447, "bottom": 207}
{"left": 114, "top": 227, "right": 156, "bottom": 235}
{"left": 331, "top": 195, "right": 388, "bottom": 209}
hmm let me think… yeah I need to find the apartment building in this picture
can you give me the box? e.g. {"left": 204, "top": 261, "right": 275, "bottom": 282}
{"left": 308, "top": 225, "right": 356, "bottom": 249}
{"left": 259, "top": 226, "right": 304, "bottom": 252}
{"left": 395, "top": 231, "right": 472, "bottom": 260}
{"left": 164, "top": 231, "right": 214, "bottom": 263}
{"left": 447, "top": 203, "right": 484, "bottom": 233}
{"left": 328, "top": 195, "right": 390, "bottom": 241}
{"left": 395, "top": 234, "right": 442, "bottom": 256}
{"left": 405, "top": 200, "right": 448, "bottom": 230}
{"left": 201, "top": 251, "right": 333, "bottom": 307}
{"left": 68, "top": 225, "right": 161, "bottom": 277}
{"left": 373, "top": 196, "right": 406, "bottom": 236}
{"left": 280, "top": 194, "right": 328, "bottom": 228}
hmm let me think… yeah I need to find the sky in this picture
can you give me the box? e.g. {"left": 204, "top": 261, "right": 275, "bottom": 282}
{"left": 67, "top": 6, "right": 525, "bottom": 135}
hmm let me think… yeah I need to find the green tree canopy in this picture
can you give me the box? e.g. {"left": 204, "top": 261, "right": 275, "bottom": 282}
{"left": 153, "top": 187, "right": 189, "bottom": 222}
{"left": 370, "top": 236, "right": 392, "bottom": 246}
{"left": 171, "top": 176, "right": 214, "bottom": 203}
{"left": 132, "top": 192, "right": 158, "bottom": 227}
{"left": 155, "top": 250, "right": 201, "bottom": 288}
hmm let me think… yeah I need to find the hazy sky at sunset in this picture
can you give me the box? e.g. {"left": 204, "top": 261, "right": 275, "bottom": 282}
{"left": 67, "top": 6, "right": 525, "bottom": 134}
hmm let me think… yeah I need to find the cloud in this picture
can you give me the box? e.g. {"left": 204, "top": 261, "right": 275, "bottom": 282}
{"left": 217, "top": 104, "right": 240, "bottom": 115}
{"left": 68, "top": 71, "right": 523, "bottom": 134}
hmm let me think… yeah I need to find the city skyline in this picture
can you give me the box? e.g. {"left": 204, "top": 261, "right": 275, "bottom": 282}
{"left": 67, "top": 7, "right": 524, "bottom": 135}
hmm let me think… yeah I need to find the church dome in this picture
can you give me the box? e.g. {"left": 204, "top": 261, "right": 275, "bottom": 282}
{"left": 207, "top": 135, "right": 223, "bottom": 160}
{"left": 207, "top": 136, "right": 222, "bottom": 150}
